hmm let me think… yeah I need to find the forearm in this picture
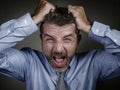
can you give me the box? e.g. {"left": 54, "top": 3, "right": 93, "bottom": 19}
{"left": 89, "top": 21, "right": 120, "bottom": 54}
{"left": 0, "top": 13, "right": 38, "bottom": 51}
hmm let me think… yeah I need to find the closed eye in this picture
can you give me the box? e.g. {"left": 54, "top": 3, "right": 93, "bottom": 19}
{"left": 45, "top": 38, "right": 55, "bottom": 43}
{"left": 43, "top": 34, "right": 55, "bottom": 43}
{"left": 64, "top": 38, "right": 72, "bottom": 41}
{"left": 63, "top": 34, "right": 75, "bottom": 43}
{"left": 64, "top": 37, "right": 73, "bottom": 43}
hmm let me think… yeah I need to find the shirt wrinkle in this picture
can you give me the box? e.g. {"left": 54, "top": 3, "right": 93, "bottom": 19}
{"left": 0, "top": 14, "right": 120, "bottom": 90}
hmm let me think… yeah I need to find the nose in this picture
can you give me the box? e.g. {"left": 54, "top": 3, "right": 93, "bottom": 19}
{"left": 53, "top": 42, "right": 65, "bottom": 54}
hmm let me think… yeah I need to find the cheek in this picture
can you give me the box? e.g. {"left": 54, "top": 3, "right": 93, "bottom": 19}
{"left": 42, "top": 42, "right": 53, "bottom": 56}
{"left": 65, "top": 43, "right": 78, "bottom": 57}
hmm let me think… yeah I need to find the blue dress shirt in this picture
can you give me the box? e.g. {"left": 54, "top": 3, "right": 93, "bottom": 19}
{"left": 0, "top": 13, "right": 120, "bottom": 90}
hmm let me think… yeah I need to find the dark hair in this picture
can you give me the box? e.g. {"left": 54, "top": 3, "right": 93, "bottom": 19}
{"left": 40, "top": 7, "right": 81, "bottom": 40}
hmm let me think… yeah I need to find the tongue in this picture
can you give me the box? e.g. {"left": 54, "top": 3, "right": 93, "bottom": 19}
{"left": 53, "top": 58, "right": 65, "bottom": 67}
{"left": 55, "top": 59, "right": 64, "bottom": 63}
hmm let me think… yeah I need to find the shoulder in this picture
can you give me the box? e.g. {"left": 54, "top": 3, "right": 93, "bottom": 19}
{"left": 20, "top": 47, "right": 45, "bottom": 62}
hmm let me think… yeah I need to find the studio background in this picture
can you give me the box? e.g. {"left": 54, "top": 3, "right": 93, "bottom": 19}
{"left": 0, "top": 0, "right": 120, "bottom": 90}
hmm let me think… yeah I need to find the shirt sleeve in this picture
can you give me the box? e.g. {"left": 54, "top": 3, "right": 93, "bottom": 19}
{"left": 0, "top": 48, "right": 28, "bottom": 82}
{"left": 0, "top": 13, "right": 38, "bottom": 81}
{"left": 88, "top": 21, "right": 120, "bottom": 80}
{"left": 89, "top": 21, "right": 120, "bottom": 54}
{"left": 0, "top": 13, "right": 38, "bottom": 51}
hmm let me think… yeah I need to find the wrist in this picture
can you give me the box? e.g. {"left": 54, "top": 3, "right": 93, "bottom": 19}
{"left": 83, "top": 24, "right": 92, "bottom": 34}
{"left": 32, "top": 15, "right": 43, "bottom": 25}
{"left": 86, "top": 25, "right": 91, "bottom": 33}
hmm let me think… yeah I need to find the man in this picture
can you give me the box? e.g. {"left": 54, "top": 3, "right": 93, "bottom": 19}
{"left": 0, "top": 0, "right": 120, "bottom": 90}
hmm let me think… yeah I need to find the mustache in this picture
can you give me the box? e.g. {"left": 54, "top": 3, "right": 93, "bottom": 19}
{"left": 53, "top": 55, "right": 66, "bottom": 59}
{"left": 50, "top": 51, "right": 68, "bottom": 59}
{"left": 50, "top": 47, "right": 68, "bottom": 60}
{"left": 52, "top": 52, "right": 67, "bottom": 59}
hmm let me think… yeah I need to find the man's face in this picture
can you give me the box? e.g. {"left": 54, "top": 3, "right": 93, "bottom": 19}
{"left": 41, "top": 23, "right": 78, "bottom": 72}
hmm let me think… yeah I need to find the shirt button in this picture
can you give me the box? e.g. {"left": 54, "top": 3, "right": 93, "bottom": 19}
{"left": 24, "top": 20, "right": 27, "bottom": 24}
{"left": 7, "top": 29, "right": 11, "bottom": 33}
{"left": 96, "top": 29, "right": 100, "bottom": 33}
{"left": 113, "top": 39, "right": 117, "bottom": 43}
{"left": 108, "top": 33, "right": 111, "bottom": 36}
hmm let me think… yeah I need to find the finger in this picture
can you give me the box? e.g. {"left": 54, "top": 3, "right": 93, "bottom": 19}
{"left": 68, "top": 5, "right": 77, "bottom": 17}
{"left": 39, "top": 0, "right": 47, "bottom": 7}
{"left": 68, "top": 5, "right": 72, "bottom": 13}
{"left": 41, "top": 0, "right": 47, "bottom": 1}
{"left": 50, "top": 5, "right": 56, "bottom": 12}
{"left": 68, "top": 5, "right": 75, "bottom": 13}
{"left": 45, "top": 2, "right": 55, "bottom": 12}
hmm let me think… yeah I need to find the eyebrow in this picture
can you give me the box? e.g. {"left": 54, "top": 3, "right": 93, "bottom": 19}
{"left": 43, "top": 33, "right": 54, "bottom": 38}
{"left": 64, "top": 34, "right": 74, "bottom": 38}
{"left": 43, "top": 33, "right": 74, "bottom": 38}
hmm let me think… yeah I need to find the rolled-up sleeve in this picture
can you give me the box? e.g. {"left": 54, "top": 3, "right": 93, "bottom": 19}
{"left": 88, "top": 21, "right": 120, "bottom": 80}
{"left": 0, "top": 13, "right": 38, "bottom": 81}
{"left": 89, "top": 21, "right": 120, "bottom": 54}
{"left": 0, "top": 13, "right": 38, "bottom": 51}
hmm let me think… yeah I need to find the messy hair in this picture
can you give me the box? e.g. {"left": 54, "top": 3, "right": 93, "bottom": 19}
{"left": 40, "top": 7, "right": 80, "bottom": 40}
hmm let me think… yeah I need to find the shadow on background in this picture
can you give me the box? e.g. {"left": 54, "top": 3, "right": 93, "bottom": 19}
{"left": 96, "top": 77, "right": 120, "bottom": 90}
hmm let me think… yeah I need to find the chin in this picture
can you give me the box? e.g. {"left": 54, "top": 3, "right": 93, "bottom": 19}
{"left": 53, "top": 66, "right": 68, "bottom": 72}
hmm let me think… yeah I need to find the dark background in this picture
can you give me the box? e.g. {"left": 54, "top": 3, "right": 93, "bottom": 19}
{"left": 0, "top": 0, "right": 120, "bottom": 90}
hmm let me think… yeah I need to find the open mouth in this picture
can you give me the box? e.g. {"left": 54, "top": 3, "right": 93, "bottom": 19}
{"left": 52, "top": 55, "right": 67, "bottom": 68}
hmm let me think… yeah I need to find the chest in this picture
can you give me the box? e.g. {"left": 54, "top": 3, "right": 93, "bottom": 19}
{"left": 26, "top": 64, "right": 96, "bottom": 90}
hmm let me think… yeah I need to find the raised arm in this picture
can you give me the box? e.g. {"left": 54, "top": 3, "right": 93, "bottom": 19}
{"left": 0, "top": 0, "right": 55, "bottom": 80}
{"left": 68, "top": 5, "right": 120, "bottom": 54}
{"left": 0, "top": 0, "right": 55, "bottom": 51}
{"left": 68, "top": 5, "right": 120, "bottom": 80}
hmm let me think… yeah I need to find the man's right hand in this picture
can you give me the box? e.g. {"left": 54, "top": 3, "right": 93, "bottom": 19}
{"left": 32, "top": 0, "right": 55, "bottom": 24}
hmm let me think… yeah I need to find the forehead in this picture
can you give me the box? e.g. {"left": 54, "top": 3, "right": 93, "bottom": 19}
{"left": 42, "top": 23, "right": 76, "bottom": 36}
